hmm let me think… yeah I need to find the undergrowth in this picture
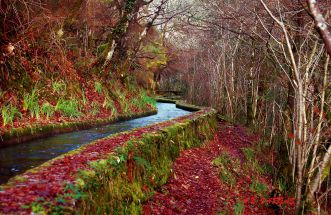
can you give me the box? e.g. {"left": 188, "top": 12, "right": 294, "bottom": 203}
{"left": 1, "top": 76, "right": 156, "bottom": 129}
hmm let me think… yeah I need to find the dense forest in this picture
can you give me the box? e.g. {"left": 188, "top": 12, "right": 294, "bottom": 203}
{"left": 1, "top": 0, "right": 331, "bottom": 214}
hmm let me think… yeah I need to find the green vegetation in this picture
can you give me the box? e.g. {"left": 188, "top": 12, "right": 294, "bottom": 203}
{"left": 91, "top": 102, "right": 100, "bottom": 116}
{"left": 1, "top": 104, "right": 21, "bottom": 126}
{"left": 41, "top": 102, "right": 55, "bottom": 119}
{"left": 212, "top": 153, "right": 231, "bottom": 166}
{"left": 72, "top": 110, "right": 217, "bottom": 214}
{"left": 249, "top": 180, "right": 268, "bottom": 197}
{"left": 55, "top": 99, "right": 81, "bottom": 118}
{"left": 242, "top": 147, "right": 255, "bottom": 162}
{"left": 94, "top": 81, "right": 103, "bottom": 94}
{"left": 131, "top": 91, "right": 156, "bottom": 111}
{"left": 241, "top": 147, "right": 269, "bottom": 174}
{"left": 52, "top": 81, "right": 66, "bottom": 94}
{"left": 220, "top": 169, "right": 236, "bottom": 187}
{"left": 143, "top": 42, "right": 168, "bottom": 69}
{"left": 102, "top": 97, "right": 117, "bottom": 116}
{"left": 233, "top": 200, "right": 244, "bottom": 215}
{"left": 23, "top": 89, "right": 40, "bottom": 119}
{"left": 115, "top": 89, "right": 130, "bottom": 113}
{"left": 141, "top": 91, "right": 156, "bottom": 108}
{"left": 213, "top": 153, "right": 236, "bottom": 187}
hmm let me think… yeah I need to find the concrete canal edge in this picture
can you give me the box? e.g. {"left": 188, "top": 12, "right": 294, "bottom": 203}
{"left": 0, "top": 102, "right": 217, "bottom": 214}
{"left": 155, "top": 97, "right": 203, "bottom": 111}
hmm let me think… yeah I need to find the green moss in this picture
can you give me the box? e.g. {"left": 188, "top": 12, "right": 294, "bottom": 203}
{"left": 2, "top": 104, "right": 217, "bottom": 214}
{"left": 73, "top": 108, "right": 217, "bottom": 214}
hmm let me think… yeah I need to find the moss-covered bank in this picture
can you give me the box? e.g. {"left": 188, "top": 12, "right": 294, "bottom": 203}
{"left": 0, "top": 105, "right": 217, "bottom": 214}
{"left": 76, "top": 108, "right": 217, "bottom": 214}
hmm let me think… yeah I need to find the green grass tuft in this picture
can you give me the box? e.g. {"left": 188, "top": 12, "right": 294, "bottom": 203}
{"left": 55, "top": 99, "right": 81, "bottom": 118}
{"left": 242, "top": 147, "right": 255, "bottom": 162}
{"left": 233, "top": 200, "right": 244, "bottom": 215}
{"left": 94, "top": 81, "right": 103, "bottom": 94}
{"left": 91, "top": 102, "right": 99, "bottom": 116}
{"left": 212, "top": 153, "right": 231, "bottom": 166}
{"left": 1, "top": 104, "right": 22, "bottom": 126}
{"left": 23, "top": 89, "right": 40, "bottom": 119}
{"left": 41, "top": 102, "right": 54, "bottom": 119}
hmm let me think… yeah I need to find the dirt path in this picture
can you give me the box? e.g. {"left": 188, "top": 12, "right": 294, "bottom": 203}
{"left": 143, "top": 122, "right": 290, "bottom": 215}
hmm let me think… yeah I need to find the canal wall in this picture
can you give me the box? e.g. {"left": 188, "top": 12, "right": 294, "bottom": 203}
{"left": 156, "top": 97, "right": 203, "bottom": 111}
{"left": 0, "top": 104, "right": 217, "bottom": 214}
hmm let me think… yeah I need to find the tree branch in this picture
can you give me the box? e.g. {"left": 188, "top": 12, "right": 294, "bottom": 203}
{"left": 307, "top": 0, "right": 331, "bottom": 57}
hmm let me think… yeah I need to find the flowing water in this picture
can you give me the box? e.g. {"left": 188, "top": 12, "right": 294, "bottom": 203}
{"left": 0, "top": 102, "right": 191, "bottom": 184}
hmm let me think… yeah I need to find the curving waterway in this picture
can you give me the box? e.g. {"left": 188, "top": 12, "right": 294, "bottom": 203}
{"left": 0, "top": 102, "right": 191, "bottom": 184}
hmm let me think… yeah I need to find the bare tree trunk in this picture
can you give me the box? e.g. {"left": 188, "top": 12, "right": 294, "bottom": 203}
{"left": 307, "top": 56, "right": 330, "bottom": 203}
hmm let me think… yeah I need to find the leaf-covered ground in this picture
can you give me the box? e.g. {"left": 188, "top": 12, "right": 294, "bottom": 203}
{"left": 0, "top": 109, "right": 208, "bottom": 214}
{"left": 143, "top": 122, "right": 295, "bottom": 215}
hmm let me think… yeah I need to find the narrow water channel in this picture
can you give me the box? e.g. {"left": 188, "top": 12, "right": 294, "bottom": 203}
{"left": 0, "top": 102, "right": 191, "bottom": 184}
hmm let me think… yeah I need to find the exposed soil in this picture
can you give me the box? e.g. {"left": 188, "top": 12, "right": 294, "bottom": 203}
{"left": 143, "top": 122, "right": 295, "bottom": 215}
